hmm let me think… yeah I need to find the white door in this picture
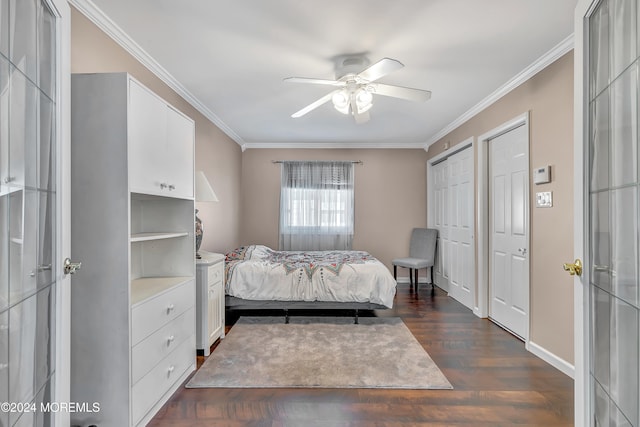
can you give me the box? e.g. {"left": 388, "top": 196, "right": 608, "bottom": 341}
{"left": 431, "top": 160, "right": 449, "bottom": 288}
{"left": 0, "top": 0, "right": 71, "bottom": 425}
{"left": 575, "top": 0, "right": 640, "bottom": 425}
{"left": 488, "top": 124, "right": 529, "bottom": 339}
{"left": 447, "top": 146, "right": 475, "bottom": 309}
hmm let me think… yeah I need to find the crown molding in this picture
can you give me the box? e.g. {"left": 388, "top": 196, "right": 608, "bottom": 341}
{"left": 71, "top": 0, "right": 573, "bottom": 152}
{"left": 69, "top": 0, "right": 245, "bottom": 146}
{"left": 423, "top": 33, "right": 574, "bottom": 151}
{"left": 242, "top": 141, "right": 428, "bottom": 151}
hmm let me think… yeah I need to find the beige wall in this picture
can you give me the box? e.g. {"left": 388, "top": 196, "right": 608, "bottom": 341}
{"left": 240, "top": 149, "right": 429, "bottom": 272}
{"left": 70, "top": 7, "right": 243, "bottom": 253}
{"left": 428, "top": 52, "right": 575, "bottom": 364}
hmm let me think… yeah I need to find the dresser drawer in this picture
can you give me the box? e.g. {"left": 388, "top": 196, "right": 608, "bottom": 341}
{"left": 131, "top": 306, "right": 195, "bottom": 384}
{"left": 132, "top": 280, "right": 194, "bottom": 344}
{"left": 132, "top": 334, "right": 195, "bottom": 426}
{"left": 207, "top": 262, "right": 223, "bottom": 286}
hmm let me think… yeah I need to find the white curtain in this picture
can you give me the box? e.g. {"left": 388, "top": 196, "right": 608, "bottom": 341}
{"left": 279, "top": 161, "right": 354, "bottom": 251}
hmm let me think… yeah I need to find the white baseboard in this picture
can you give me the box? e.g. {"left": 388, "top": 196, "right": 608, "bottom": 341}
{"left": 526, "top": 340, "right": 574, "bottom": 379}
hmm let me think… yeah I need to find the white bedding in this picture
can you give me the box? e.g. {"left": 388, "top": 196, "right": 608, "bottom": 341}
{"left": 225, "top": 245, "right": 397, "bottom": 308}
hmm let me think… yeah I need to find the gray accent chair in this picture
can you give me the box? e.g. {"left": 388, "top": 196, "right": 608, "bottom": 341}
{"left": 392, "top": 228, "right": 438, "bottom": 295}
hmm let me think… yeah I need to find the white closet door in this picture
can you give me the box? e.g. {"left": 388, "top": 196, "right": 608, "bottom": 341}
{"left": 429, "top": 144, "right": 474, "bottom": 308}
{"left": 489, "top": 124, "right": 529, "bottom": 339}
{"left": 432, "top": 161, "right": 449, "bottom": 288}
{"left": 448, "top": 147, "right": 475, "bottom": 309}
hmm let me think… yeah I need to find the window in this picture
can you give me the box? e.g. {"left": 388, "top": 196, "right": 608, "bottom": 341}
{"left": 279, "top": 161, "right": 354, "bottom": 251}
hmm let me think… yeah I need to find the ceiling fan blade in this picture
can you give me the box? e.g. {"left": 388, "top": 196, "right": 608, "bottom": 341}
{"left": 284, "top": 77, "right": 344, "bottom": 86}
{"left": 371, "top": 83, "right": 432, "bottom": 102}
{"left": 291, "top": 91, "right": 337, "bottom": 118}
{"left": 357, "top": 58, "right": 404, "bottom": 82}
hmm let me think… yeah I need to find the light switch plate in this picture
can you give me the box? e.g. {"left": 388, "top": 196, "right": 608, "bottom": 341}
{"left": 536, "top": 191, "right": 553, "bottom": 208}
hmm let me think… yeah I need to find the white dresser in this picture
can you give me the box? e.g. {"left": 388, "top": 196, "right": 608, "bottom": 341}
{"left": 70, "top": 73, "right": 196, "bottom": 427}
{"left": 196, "top": 251, "right": 225, "bottom": 355}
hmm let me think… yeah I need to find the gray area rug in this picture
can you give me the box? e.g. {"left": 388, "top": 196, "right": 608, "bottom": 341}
{"left": 186, "top": 316, "right": 452, "bottom": 389}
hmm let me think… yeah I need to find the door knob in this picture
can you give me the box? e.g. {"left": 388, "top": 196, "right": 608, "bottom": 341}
{"left": 563, "top": 259, "right": 582, "bottom": 276}
{"left": 63, "top": 258, "right": 82, "bottom": 275}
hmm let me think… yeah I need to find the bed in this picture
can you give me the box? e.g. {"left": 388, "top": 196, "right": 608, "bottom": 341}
{"left": 224, "top": 245, "right": 397, "bottom": 321}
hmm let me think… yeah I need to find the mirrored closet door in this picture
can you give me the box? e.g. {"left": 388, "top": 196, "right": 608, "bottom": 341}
{"left": 587, "top": 0, "right": 640, "bottom": 425}
{"left": 0, "top": 0, "right": 57, "bottom": 425}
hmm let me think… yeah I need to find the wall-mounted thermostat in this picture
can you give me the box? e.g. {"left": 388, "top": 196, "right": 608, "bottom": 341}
{"left": 533, "top": 165, "right": 551, "bottom": 184}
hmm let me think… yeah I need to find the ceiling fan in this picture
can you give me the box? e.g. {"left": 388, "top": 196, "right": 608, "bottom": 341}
{"left": 284, "top": 56, "right": 431, "bottom": 124}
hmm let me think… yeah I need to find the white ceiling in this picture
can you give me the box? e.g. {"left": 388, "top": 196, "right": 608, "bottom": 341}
{"left": 77, "top": 0, "right": 577, "bottom": 149}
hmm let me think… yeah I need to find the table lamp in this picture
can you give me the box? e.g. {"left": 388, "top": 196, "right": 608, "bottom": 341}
{"left": 195, "top": 171, "right": 219, "bottom": 259}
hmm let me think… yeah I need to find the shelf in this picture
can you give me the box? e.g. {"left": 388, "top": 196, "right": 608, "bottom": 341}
{"left": 130, "top": 232, "right": 188, "bottom": 243}
{"left": 130, "top": 276, "right": 194, "bottom": 306}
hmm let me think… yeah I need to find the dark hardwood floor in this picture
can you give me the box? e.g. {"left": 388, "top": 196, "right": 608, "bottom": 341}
{"left": 149, "top": 284, "right": 574, "bottom": 426}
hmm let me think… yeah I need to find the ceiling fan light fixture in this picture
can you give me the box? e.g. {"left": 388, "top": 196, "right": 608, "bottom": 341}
{"left": 332, "top": 90, "right": 350, "bottom": 115}
{"left": 286, "top": 57, "right": 430, "bottom": 122}
{"left": 355, "top": 87, "right": 373, "bottom": 113}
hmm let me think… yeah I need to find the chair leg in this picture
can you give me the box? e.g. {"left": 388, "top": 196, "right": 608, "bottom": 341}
{"left": 414, "top": 269, "right": 418, "bottom": 288}
{"left": 409, "top": 268, "right": 413, "bottom": 285}
{"left": 430, "top": 267, "right": 435, "bottom": 296}
{"left": 393, "top": 265, "right": 397, "bottom": 280}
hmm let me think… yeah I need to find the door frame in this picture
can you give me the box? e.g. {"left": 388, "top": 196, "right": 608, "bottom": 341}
{"left": 426, "top": 137, "right": 474, "bottom": 296}
{"left": 573, "top": 0, "right": 595, "bottom": 425}
{"left": 476, "top": 112, "right": 530, "bottom": 339}
{"left": 49, "top": 0, "right": 71, "bottom": 425}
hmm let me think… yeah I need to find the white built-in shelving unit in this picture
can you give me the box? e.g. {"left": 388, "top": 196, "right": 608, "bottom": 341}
{"left": 70, "top": 72, "right": 196, "bottom": 427}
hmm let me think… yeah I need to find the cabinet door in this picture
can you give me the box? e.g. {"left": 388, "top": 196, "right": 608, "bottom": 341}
{"left": 128, "top": 79, "right": 167, "bottom": 196}
{"left": 208, "top": 282, "right": 222, "bottom": 344}
{"left": 165, "top": 106, "right": 194, "bottom": 199}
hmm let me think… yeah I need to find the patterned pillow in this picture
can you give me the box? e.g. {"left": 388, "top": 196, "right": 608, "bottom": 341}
{"left": 225, "top": 246, "right": 248, "bottom": 262}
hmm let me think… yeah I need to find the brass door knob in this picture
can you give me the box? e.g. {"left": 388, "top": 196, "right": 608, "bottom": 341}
{"left": 563, "top": 259, "right": 582, "bottom": 276}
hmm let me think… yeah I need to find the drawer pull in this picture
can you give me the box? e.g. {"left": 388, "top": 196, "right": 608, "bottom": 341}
{"left": 167, "top": 335, "right": 175, "bottom": 346}
{"left": 166, "top": 304, "right": 175, "bottom": 314}
{"left": 167, "top": 365, "right": 175, "bottom": 376}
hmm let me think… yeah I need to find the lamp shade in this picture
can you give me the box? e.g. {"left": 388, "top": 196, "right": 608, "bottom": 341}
{"left": 195, "top": 171, "right": 219, "bottom": 202}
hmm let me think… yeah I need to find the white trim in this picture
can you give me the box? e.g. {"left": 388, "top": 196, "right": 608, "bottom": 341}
{"left": 49, "top": 0, "right": 71, "bottom": 424}
{"left": 425, "top": 34, "right": 574, "bottom": 150}
{"left": 242, "top": 141, "right": 428, "bottom": 150}
{"left": 427, "top": 137, "right": 474, "bottom": 165}
{"left": 476, "top": 112, "right": 530, "bottom": 333}
{"left": 69, "top": 0, "right": 245, "bottom": 146}
{"left": 526, "top": 341, "right": 575, "bottom": 379}
{"left": 573, "top": 1, "right": 593, "bottom": 425}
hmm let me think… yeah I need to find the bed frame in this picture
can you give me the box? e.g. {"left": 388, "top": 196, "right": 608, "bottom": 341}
{"left": 225, "top": 295, "right": 387, "bottom": 324}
